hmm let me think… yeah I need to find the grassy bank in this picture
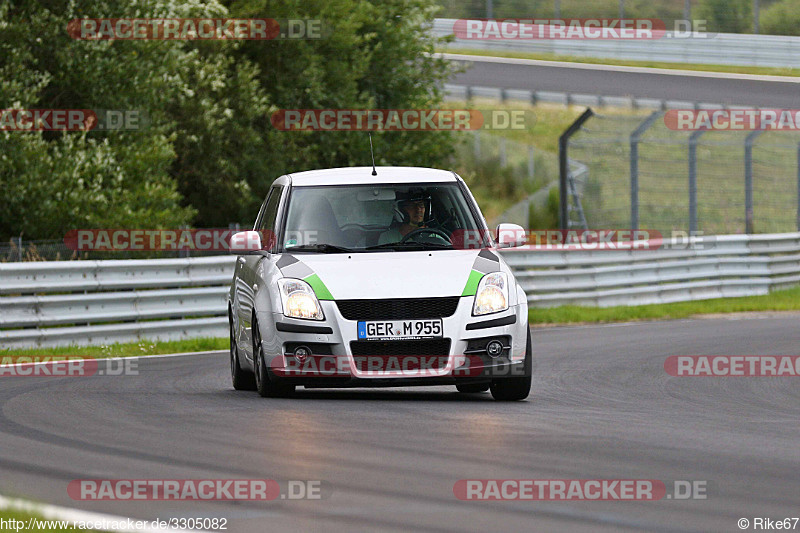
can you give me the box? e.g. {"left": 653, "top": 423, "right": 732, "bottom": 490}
{"left": 529, "top": 286, "right": 800, "bottom": 325}
{"left": 0, "top": 337, "right": 227, "bottom": 359}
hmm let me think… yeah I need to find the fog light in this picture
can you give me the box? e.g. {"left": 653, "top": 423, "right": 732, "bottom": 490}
{"left": 294, "top": 346, "right": 311, "bottom": 361}
{"left": 486, "top": 340, "right": 503, "bottom": 358}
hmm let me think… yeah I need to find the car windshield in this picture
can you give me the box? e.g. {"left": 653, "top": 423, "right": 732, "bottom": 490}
{"left": 281, "top": 182, "right": 487, "bottom": 252}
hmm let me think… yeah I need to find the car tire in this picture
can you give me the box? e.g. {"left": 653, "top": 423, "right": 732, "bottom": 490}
{"left": 230, "top": 317, "right": 256, "bottom": 391}
{"left": 252, "top": 317, "right": 295, "bottom": 398}
{"left": 456, "top": 383, "right": 490, "bottom": 393}
{"left": 490, "top": 328, "right": 532, "bottom": 401}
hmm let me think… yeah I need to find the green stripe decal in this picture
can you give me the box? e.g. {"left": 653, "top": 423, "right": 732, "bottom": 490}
{"left": 461, "top": 269, "right": 483, "bottom": 297}
{"left": 304, "top": 273, "right": 334, "bottom": 300}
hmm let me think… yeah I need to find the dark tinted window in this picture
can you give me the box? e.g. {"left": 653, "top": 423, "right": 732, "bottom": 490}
{"left": 257, "top": 186, "right": 283, "bottom": 250}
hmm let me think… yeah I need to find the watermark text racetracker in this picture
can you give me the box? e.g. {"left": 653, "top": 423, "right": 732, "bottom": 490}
{"left": 68, "top": 18, "right": 327, "bottom": 40}
{"left": 666, "top": 109, "right": 800, "bottom": 131}
{"left": 454, "top": 479, "right": 709, "bottom": 500}
{"left": 64, "top": 228, "right": 706, "bottom": 252}
{"left": 665, "top": 356, "right": 800, "bottom": 377}
{"left": 0, "top": 357, "right": 138, "bottom": 377}
{"left": 0, "top": 109, "right": 147, "bottom": 131}
{"left": 63, "top": 229, "right": 274, "bottom": 252}
{"left": 68, "top": 479, "right": 325, "bottom": 501}
{"left": 271, "top": 109, "right": 533, "bottom": 131}
{"left": 457, "top": 229, "right": 707, "bottom": 251}
{"left": 453, "top": 18, "right": 712, "bottom": 40}
{"left": 270, "top": 354, "right": 526, "bottom": 378}
{"left": 1, "top": 517, "right": 227, "bottom": 532}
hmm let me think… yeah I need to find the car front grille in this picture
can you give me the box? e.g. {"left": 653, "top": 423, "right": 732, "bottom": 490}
{"left": 336, "top": 297, "right": 461, "bottom": 320}
{"left": 350, "top": 339, "right": 452, "bottom": 371}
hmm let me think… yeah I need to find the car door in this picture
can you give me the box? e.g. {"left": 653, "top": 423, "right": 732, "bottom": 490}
{"left": 238, "top": 184, "right": 284, "bottom": 363}
{"left": 233, "top": 196, "right": 266, "bottom": 358}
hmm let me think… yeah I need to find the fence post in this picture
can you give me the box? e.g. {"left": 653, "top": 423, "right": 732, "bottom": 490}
{"left": 629, "top": 111, "right": 662, "bottom": 230}
{"left": 17, "top": 236, "right": 23, "bottom": 262}
{"left": 744, "top": 130, "right": 763, "bottom": 234}
{"left": 528, "top": 146, "right": 535, "bottom": 181}
{"left": 688, "top": 129, "right": 707, "bottom": 233}
{"left": 474, "top": 131, "right": 481, "bottom": 159}
{"left": 558, "top": 108, "right": 594, "bottom": 230}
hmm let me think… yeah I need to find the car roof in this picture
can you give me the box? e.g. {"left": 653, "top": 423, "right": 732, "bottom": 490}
{"left": 287, "top": 166, "right": 458, "bottom": 186}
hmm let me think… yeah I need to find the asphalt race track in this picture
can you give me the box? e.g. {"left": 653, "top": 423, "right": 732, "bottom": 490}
{"left": 1, "top": 316, "right": 799, "bottom": 532}
{"left": 448, "top": 54, "right": 800, "bottom": 108}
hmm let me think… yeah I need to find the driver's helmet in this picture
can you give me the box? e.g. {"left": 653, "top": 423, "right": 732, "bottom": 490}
{"left": 394, "top": 187, "right": 432, "bottom": 226}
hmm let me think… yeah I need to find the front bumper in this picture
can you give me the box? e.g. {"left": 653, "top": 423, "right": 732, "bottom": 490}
{"left": 257, "top": 296, "right": 529, "bottom": 386}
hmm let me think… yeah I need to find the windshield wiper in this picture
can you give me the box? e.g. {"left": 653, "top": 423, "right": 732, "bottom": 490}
{"left": 285, "top": 244, "right": 354, "bottom": 253}
{"left": 365, "top": 241, "right": 452, "bottom": 251}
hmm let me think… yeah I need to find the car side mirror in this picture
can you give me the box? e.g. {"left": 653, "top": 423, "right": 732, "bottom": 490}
{"left": 229, "top": 231, "right": 263, "bottom": 253}
{"left": 496, "top": 223, "right": 527, "bottom": 249}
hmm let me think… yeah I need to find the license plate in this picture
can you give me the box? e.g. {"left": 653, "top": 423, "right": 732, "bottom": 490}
{"left": 357, "top": 319, "right": 443, "bottom": 341}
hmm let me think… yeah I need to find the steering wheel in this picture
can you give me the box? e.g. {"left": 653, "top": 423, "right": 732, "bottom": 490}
{"left": 427, "top": 209, "right": 454, "bottom": 229}
{"left": 400, "top": 227, "right": 452, "bottom": 244}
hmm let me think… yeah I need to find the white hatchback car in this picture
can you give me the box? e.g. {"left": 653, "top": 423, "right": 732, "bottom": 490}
{"left": 228, "top": 167, "right": 531, "bottom": 401}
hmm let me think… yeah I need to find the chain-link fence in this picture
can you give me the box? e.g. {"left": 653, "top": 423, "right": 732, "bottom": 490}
{"left": 0, "top": 230, "right": 242, "bottom": 262}
{"left": 565, "top": 111, "right": 800, "bottom": 234}
{"left": 0, "top": 239, "right": 78, "bottom": 262}
{"left": 452, "top": 131, "right": 559, "bottom": 227}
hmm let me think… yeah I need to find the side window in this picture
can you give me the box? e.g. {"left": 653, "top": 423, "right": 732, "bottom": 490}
{"left": 253, "top": 197, "right": 269, "bottom": 231}
{"left": 257, "top": 186, "right": 283, "bottom": 250}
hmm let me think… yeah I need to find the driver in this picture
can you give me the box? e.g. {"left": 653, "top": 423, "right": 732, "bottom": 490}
{"left": 378, "top": 196, "right": 428, "bottom": 245}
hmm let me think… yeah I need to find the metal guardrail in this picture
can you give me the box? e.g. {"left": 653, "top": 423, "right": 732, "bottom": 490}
{"left": 444, "top": 83, "right": 741, "bottom": 110}
{"left": 434, "top": 19, "right": 800, "bottom": 68}
{"left": 2, "top": 234, "right": 800, "bottom": 347}
{"left": 504, "top": 233, "right": 800, "bottom": 307}
{"left": 0, "top": 256, "right": 234, "bottom": 348}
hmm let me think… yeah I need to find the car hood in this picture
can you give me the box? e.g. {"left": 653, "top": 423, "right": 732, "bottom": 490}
{"left": 285, "top": 249, "right": 487, "bottom": 300}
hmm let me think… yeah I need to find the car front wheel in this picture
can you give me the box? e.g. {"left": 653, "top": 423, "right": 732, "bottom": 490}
{"left": 490, "top": 328, "right": 532, "bottom": 401}
{"left": 252, "top": 318, "right": 295, "bottom": 398}
{"left": 230, "top": 317, "right": 256, "bottom": 391}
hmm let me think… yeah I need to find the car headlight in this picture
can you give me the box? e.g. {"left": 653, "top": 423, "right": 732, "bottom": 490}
{"left": 278, "top": 278, "right": 324, "bottom": 320}
{"left": 472, "top": 272, "right": 509, "bottom": 316}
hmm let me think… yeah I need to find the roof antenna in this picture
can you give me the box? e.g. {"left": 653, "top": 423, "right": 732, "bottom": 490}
{"left": 368, "top": 133, "right": 377, "bottom": 176}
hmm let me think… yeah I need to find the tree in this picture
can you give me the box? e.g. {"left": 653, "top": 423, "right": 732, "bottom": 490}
{"left": 225, "top": 0, "right": 458, "bottom": 195}
{"left": 696, "top": 0, "right": 752, "bottom": 33}
{"left": 0, "top": 0, "right": 203, "bottom": 239}
{"left": 760, "top": 0, "right": 800, "bottom": 36}
{"left": 1, "top": 0, "right": 459, "bottom": 239}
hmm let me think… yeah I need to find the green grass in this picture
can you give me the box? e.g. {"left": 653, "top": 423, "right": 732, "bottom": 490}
{"left": 529, "top": 285, "right": 800, "bottom": 325}
{"left": 441, "top": 47, "right": 800, "bottom": 78}
{"left": 445, "top": 98, "right": 596, "bottom": 152}
{"left": 0, "top": 337, "right": 226, "bottom": 360}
